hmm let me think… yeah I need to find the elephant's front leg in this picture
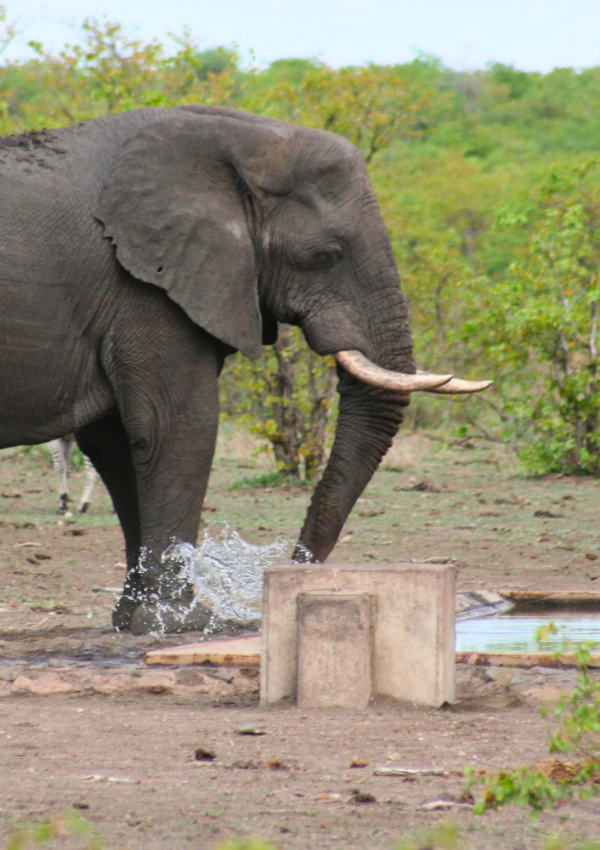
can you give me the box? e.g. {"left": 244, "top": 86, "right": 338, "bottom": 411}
{"left": 106, "top": 314, "right": 225, "bottom": 634}
{"left": 126, "top": 406, "right": 219, "bottom": 635}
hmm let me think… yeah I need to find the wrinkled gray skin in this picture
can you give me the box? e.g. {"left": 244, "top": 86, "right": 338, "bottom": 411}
{"left": 0, "top": 105, "right": 414, "bottom": 632}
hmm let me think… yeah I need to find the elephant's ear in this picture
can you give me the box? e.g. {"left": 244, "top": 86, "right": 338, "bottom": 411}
{"left": 97, "top": 112, "right": 288, "bottom": 358}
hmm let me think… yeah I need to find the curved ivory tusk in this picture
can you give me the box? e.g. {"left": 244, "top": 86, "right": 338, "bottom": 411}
{"left": 335, "top": 350, "right": 453, "bottom": 392}
{"left": 417, "top": 371, "right": 494, "bottom": 394}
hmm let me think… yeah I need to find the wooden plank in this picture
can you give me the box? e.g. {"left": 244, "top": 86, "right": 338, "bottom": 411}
{"left": 457, "top": 651, "right": 600, "bottom": 669}
{"left": 499, "top": 590, "right": 600, "bottom": 607}
{"left": 145, "top": 635, "right": 261, "bottom": 667}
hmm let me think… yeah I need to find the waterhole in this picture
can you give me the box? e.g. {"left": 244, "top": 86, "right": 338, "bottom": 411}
{"left": 457, "top": 612, "right": 600, "bottom": 654}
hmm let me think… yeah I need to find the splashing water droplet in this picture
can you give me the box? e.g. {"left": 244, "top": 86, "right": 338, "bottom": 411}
{"left": 162, "top": 523, "right": 290, "bottom": 631}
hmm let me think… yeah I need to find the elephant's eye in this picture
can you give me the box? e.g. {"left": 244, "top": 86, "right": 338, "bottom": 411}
{"left": 309, "top": 250, "right": 342, "bottom": 271}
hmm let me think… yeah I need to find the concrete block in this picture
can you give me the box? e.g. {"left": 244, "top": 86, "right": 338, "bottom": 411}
{"left": 297, "top": 592, "right": 372, "bottom": 709}
{"left": 260, "top": 563, "right": 455, "bottom": 708}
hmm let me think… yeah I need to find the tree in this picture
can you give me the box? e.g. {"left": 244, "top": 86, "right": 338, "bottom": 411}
{"left": 252, "top": 62, "right": 435, "bottom": 163}
{"left": 463, "top": 161, "right": 600, "bottom": 473}
{"left": 0, "top": 5, "right": 16, "bottom": 58}
{"left": 223, "top": 326, "right": 337, "bottom": 481}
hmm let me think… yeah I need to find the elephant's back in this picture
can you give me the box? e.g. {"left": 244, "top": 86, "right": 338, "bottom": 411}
{"left": 0, "top": 108, "right": 173, "bottom": 208}
{"left": 0, "top": 109, "right": 175, "bottom": 277}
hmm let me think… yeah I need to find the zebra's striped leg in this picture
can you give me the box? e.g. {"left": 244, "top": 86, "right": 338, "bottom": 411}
{"left": 75, "top": 412, "right": 142, "bottom": 630}
{"left": 77, "top": 456, "right": 98, "bottom": 513}
{"left": 47, "top": 437, "right": 74, "bottom": 514}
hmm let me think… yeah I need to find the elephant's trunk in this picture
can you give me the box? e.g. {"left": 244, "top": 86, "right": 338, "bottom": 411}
{"left": 293, "top": 373, "right": 409, "bottom": 563}
{"left": 293, "top": 217, "right": 417, "bottom": 563}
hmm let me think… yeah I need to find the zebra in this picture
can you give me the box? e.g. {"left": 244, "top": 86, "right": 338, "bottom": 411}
{"left": 46, "top": 436, "right": 98, "bottom": 514}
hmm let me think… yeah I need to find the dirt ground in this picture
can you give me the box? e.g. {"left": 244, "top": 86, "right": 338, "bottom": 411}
{"left": 1, "top": 428, "right": 600, "bottom": 849}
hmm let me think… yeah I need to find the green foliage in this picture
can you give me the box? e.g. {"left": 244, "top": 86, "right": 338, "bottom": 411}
{"left": 189, "top": 46, "right": 238, "bottom": 81}
{"left": 469, "top": 642, "right": 600, "bottom": 819}
{"left": 396, "top": 819, "right": 461, "bottom": 850}
{"left": 6, "top": 812, "right": 102, "bottom": 849}
{"left": 231, "top": 471, "right": 292, "bottom": 490}
{"left": 463, "top": 161, "right": 600, "bottom": 474}
{"left": 215, "top": 840, "right": 278, "bottom": 850}
{"left": 549, "top": 644, "right": 600, "bottom": 766}
{"left": 250, "top": 62, "right": 436, "bottom": 162}
{"left": 468, "top": 763, "right": 565, "bottom": 816}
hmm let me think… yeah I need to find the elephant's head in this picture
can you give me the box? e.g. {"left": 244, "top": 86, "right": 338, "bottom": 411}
{"left": 98, "top": 105, "right": 490, "bottom": 563}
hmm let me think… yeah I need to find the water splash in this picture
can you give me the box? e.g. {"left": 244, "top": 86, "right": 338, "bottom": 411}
{"left": 162, "top": 523, "right": 290, "bottom": 632}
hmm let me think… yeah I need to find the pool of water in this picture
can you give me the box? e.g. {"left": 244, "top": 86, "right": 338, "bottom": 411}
{"left": 456, "top": 612, "right": 600, "bottom": 653}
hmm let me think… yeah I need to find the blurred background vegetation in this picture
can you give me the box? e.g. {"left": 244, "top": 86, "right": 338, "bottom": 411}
{"left": 1, "top": 9, "right": 598, "bottom": 479}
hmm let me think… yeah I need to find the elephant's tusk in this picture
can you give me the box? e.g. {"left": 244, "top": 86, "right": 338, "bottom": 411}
{"left": 417, "top": 371, "right": 494, "bottom": 394}
{"left": 334, "top": 350, "right": 453, "bottom": 392}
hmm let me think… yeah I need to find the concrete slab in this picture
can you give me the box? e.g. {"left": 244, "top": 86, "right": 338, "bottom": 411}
{"left": 261, "top": 562, "right": 455, "bottom": 708}
{"left": 297, "top": 592, "right": 372, "bottom": 709}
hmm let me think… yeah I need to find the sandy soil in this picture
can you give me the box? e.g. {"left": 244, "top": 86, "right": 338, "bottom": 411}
{"left": 1, "top": 430, "right": 600, "bottom": 848}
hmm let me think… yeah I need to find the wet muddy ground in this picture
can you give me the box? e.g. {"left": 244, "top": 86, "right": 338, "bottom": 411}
{"left": 1, "top": 429, "right": 600, "bottom": 848}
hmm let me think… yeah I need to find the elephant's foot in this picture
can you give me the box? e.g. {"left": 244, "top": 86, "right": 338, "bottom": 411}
{"left": 112, "top": 593, "right": 140, "bottom": 631}
{"left": 112, "top": 590, "right": 211, "bottom": 634}
{"left": 129, "top": 599, "right": 212, "bottom": 636}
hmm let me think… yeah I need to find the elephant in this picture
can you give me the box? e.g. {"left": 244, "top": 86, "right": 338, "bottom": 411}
{"left": 0, "top": 105, "right": 491, "bottom": 634}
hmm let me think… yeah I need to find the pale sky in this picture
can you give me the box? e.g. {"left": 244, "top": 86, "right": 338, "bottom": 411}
{"left": 4, "top": 0, "right": 600, "bottom": 72}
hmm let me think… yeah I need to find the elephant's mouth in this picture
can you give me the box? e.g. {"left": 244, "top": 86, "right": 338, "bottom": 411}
{"left": 334, "top": 350, "right": 493, "bottom": 395}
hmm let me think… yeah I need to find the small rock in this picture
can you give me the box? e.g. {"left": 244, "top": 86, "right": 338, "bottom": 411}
{"left": 483, "top": 667, "right": 514, "bottom": 684}
{"left": 235, "top": 724, "right": 266, "bottom": 736}
{"left": 395, "top": 477, "right": 445, "bottom": 493}
{"left": 536, "top": 759, "right": 579, "bottom": 781}
{"left": 349, "top": 757, "right": 369, "bottom": 768}
{"left": 0, "top": 665, "right": 22, "bottom": 683}
{"left": 521, "top": 685, "right": 565, "bottom": 706}
{"left": 175, "top": 668, "right": 205, "bottom": 687}
{"left": 132, "top": 675, "right": 174, "bottom": 695}
{"left": 194, "top": 747, "right": 216, "bottom": 762}
{"left": 73, "top": 801, "right": 89, "bottom": 810}
{"left": 350, "top": 790, "right": 377, "bottom": 804}
{"left": 418, "top": 797, "right": 473, "bottom": 811}
{"left": 12, "top": 673, "right": 75, "bottom": 695}
{"left": 239, "top": 667, "right": 259, "bottom": 679}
